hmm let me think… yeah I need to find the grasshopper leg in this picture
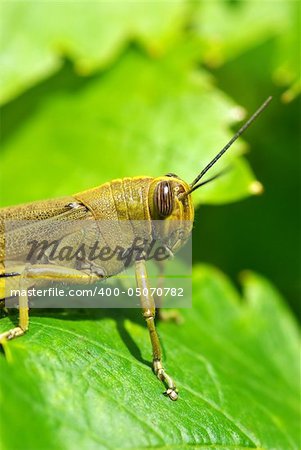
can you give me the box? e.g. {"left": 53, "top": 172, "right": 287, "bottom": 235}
{"left": 154, "top": 260, "right": 183, "bottom": 324}
{"left": 0, "top": 264, "right": 101, "bottom": 343}
{"left": 135, "top": 259, "right": 178, "bottom": 401}
{"left": 0, "top": 283, "right": 28, "bottom": 343}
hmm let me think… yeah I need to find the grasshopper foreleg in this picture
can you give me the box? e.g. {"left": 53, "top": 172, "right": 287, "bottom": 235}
{"left": 135, "top": 259, "right": 178, "bottom": 401}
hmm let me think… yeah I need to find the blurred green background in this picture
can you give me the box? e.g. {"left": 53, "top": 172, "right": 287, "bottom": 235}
{"left": 1, "top": 0, "right": 300, "bottom": 317}
{"left": 0, "top": 2, "right": 300, "bottom": 449}
{"left": 196, "top": 44, "right": 301, "bottom": 319}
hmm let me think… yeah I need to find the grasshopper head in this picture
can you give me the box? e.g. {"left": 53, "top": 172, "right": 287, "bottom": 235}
{"left": 148, "top": 175, "right": 194, "bottom": 254}
{"left": 147, "top": 97, "right": 273, "bottom": 255}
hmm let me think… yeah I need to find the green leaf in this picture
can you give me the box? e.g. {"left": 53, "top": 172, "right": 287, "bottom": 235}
{"left": 0, "top": 266, "right": 299, "bottom": 449}
{"left": 273, "top": 1, "right": 301, "bottom": 102}
{"left": 0, "top": 0, "right": 187, "bottom": 104}
{"left": 194, "top": 0, "right": 300, "bottom": 100}
{"left": 0, "top": 48, "right": 258, "bottom": 208}
{"left": 194, "top": 0, "right": 289, "bottom": 65}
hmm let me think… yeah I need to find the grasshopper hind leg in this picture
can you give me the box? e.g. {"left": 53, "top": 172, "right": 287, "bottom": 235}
{"left": 0, "top": 264, "right": 103, "bottom": 344}
{"left": 0, "top": 272, "right": 29, "bottom": 343}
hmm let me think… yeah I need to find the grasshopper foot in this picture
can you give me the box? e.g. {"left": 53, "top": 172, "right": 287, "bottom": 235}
{"left": 157, "top": 309, "right": 184, "bottom": 325}
{"left": 0, "top": 326, "right": 25, "bottom": 343}
{"left": 164, "top": 387, "right": 178, "bottom": 401}
{"left": 153, "top": 360, "right": 178, "bottom": 401}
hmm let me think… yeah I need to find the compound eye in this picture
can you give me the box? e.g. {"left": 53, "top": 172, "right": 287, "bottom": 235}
{"left": 154, "top": 181, "right": 174, "bottom": 217}
{"left": 165, "top": 173, "right": 179, "bottom": 178}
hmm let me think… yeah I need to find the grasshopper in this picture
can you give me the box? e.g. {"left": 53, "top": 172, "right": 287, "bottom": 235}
{"left": 0, "top": 97, "right": 271, "bottom": 400}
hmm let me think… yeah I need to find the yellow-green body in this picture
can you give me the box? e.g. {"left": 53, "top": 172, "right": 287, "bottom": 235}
{"left": 0, "top": 175, "right": 194, "bottom": 301}
{"left": 0, "top": 174, "right": 194, "bottom": 401}
{"left": 0, "top": 97, "right": 271, "bottom": 401}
